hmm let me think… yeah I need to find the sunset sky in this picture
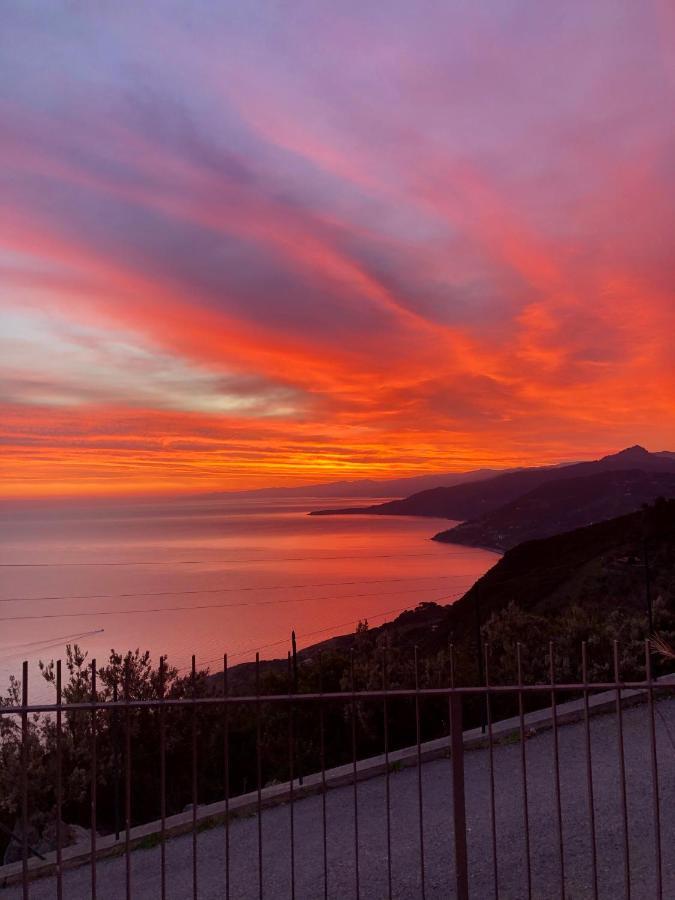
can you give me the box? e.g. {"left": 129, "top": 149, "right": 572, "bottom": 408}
{"left": 2, "top": 1, "right": 674, "bottom": 497}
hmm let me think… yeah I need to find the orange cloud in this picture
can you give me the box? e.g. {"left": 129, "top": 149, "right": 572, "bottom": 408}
{"left": 1, "top": 2, "right": 674, "bottom": 497}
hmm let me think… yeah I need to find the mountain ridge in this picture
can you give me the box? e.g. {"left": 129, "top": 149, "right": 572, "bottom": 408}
{"left": 432, "top": 468, "right": 675, "bottom": 551}
{"left": 309, "top": 447, "right": 675, "bottom": 525}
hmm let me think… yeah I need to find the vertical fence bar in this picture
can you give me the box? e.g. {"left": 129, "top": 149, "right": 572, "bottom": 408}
{"left": 292, "top": 632, "right": 302, "bottom": 788}
{"left": 548, "top": 643, "right": 565, "bottom": 900}
{"left": 447, "top": 641, "right": 456, "bottom": 749}
{"left": 287, "top": 652, "right": 296, "bottom": 900}
{"left": 191, "top": 655, "right": 198, "bottom": 900}
{"left": 350, "top": 649, "right": 360, "bottom": 900}
{"left": 581, "top": 642, "right": 598, "bottom": 900}
{"left": 645, "top": 639, "right": 662, "bottom": 899}
{"left": 223, "top": 654, "right": 230, "bottom": 900}
{"left": 447, "top": 641, "right": 455, "bottom": 729}
{"left": 90, "top": 659, "right": 97, "bottom": 900}
{"left": 56, "top": 659, "right": 63, "bottom": 900}
{"left": 319, "top": 652, "right": 328, "bottom": 900}
{"left": 383, "top": 647, "right": 393, "bottom": 900}
{"left": 124, "top": 655, "right": 132, "bottom": 900}
{"left": 112, "top": 681, "right": 120, "bottom": 842}
{"left": 516, "top": 643, "right": 532, "bottom": 900}
{"left": 159, "top": 656, "right": 167, "bottom": 900}
{"left": 612, "top": 641, "right": 630, "bottom": 900}
{"left": 21, "top": 660, "right": 28, "bottom": 899}
{"left": 256, "top": 652, "right": 263, "bottom": 900}
{"left": 414, "top": 646, "right": 426, "bottom": 899}
{"left": 484, "top": 645, "right": 499, "bottom": 899}
{"left": 450, "top": 689, "right": 468, "bottom": 900}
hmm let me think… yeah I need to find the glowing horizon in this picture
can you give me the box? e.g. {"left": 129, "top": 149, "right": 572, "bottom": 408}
{"left": 2, "top": 2, "right": 674, "bottom": 498}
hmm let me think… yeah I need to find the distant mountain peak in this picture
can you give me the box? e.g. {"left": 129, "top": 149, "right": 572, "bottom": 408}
{"left": 311, "top": 443, "right": 675, "bottom": 524}
{"left": 608, "top": 445, "right": 649, "bottom": 459}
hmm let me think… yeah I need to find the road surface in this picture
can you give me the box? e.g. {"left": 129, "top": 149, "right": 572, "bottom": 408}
{"left": 4, "top": 696, "right": 675, "bottom": 898}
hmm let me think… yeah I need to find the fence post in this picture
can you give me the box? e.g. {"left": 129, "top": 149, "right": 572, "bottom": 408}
{"left": 450, "top": 691, "right": 469, "bottom": 900}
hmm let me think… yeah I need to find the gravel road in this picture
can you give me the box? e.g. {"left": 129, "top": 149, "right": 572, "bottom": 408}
{"left": 4, "top": 697, "right": 675, "bottom": 899}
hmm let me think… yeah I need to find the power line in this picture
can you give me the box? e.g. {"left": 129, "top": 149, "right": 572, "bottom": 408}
{"left": 0, "top": 573, "right": 481, "bottom": 605}
{"left": 0, "top": 630, "right": 105, "bottom": 665}
{"left": 0, "top": 584, "right": 468, "bottom": 624}
{"left": 179, "top": 590, "right": 465, "bottom": 672}
{"left": 0, "top": 549, "right": 492, "bottom": 568}
{"left": 3, "top": 588, "right": 464, "bottom": 674}
{"left": 0, "top": 629, "right": 104, "bottom": 652}
{"left": 169, "top": 556, "right": 594, "bottom": 673}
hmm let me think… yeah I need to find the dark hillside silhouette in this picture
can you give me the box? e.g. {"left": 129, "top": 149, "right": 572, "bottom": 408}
{"left": 441, "top": 497, "right": 675, "bottom": 646}
{"left": 310, "top": 446, "right": 675, "bottom": 521}
{"left": 433, "top": 468, "right": 675, "bottom": 550}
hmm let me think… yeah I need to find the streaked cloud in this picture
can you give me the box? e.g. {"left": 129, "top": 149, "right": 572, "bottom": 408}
{"left": 1, "top": 309, "right": 301, "bottom": 416}
{"left": 0, "top": 0, "right": 673, "bottom": 495}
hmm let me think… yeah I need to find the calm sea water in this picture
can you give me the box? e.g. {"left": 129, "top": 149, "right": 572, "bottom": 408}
{"left": 0, "top": 496, "right": 499, "bottom": 700}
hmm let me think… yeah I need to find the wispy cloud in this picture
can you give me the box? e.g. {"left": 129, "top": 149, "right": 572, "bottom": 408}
{"left": 1, "top": 0, "right": 673, "bottom": 494}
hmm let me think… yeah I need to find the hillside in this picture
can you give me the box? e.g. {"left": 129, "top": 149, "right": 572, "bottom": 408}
{"left": 433, "top": 468, "right": 675, "bottom": 551}
{"left": 440, "top": 498, "right": 675, "bottom": 647}
{"left": 309, "top": 446, "right": 675, "bottom": 521}
{"left": 342, "top": 499, "right": 675, "bottom": 658}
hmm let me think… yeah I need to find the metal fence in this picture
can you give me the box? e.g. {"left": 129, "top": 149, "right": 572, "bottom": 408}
{"left": 0, "top": 639, "right": 671, "bottom": 899}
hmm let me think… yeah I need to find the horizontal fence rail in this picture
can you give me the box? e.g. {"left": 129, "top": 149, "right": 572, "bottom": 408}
{"left": 0, "top": 640, "right": 672, "bottom": 899}
{"left": 6, "top": 679, "right": 675, "bottom": 714}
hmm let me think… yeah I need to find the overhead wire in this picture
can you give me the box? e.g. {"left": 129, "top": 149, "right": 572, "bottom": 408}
{"left": 169, "top": 554, "right": 589, "bottom": 673}
{"left": 0, "top": 549, "right": 494, "bottom": 568}
{"left": 0, "top": 584, "right": 469, "bottom": 623}
{"left": 0, "top": 630, "right": 105, "bottom": 665}
{"left": 0, "top": 629, "right": 105, "bottom": 652}
{"left": 177, "top": 589, "right": 466, "bottom": 672}
{"left": 0, "top": 573, "right": 482, "bottom": 605}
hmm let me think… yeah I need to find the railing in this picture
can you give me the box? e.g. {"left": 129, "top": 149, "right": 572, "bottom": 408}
{"left": 0, "top": 639, "right": 671, "bottom": 899}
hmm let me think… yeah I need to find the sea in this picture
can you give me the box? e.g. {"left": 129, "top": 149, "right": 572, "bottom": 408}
{"left": 0, "top": 495, "right": 499, "bottom": 701}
